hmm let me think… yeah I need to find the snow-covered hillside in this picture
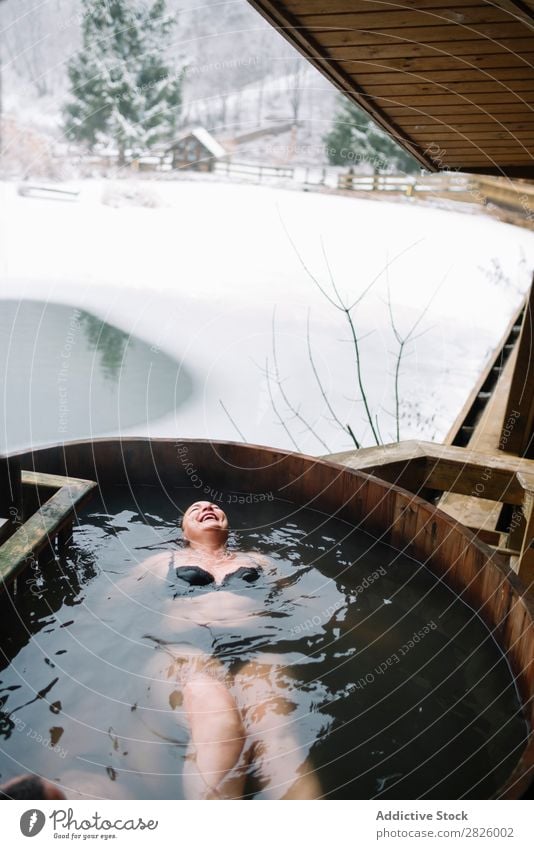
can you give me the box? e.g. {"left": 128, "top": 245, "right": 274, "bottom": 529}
{"left": 0, "top": 0, "right": 337, "bottom": 170}
{"left": 1, "top": 178, "right": 532, "bottom": 454}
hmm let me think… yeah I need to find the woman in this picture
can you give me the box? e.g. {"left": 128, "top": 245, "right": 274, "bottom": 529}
{"left": 127, "top": 500, "right": 323, "bottom": 800}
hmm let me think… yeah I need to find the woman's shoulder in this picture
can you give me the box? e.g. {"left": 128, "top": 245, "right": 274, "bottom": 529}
{"left": 137, "top": 549, "right": 179, "bottom": 575}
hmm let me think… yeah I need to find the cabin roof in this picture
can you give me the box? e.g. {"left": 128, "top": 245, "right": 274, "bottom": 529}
{"left": 246, "top": 1, "right": 534, "bottom": 178}
{"left": 168, "top": 127, "right": 227, "bottom": 159}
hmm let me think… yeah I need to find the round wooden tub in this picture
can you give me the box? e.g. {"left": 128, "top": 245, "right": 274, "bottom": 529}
{"left": 5, "top": 437, "right": 534, "bottom": 798}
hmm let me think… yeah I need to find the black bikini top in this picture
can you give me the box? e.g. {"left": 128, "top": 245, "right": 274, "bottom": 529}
{"left": 173, "top": 563, "right": 261, "bottom": 587}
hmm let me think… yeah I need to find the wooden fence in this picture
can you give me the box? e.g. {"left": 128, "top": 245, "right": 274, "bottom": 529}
{"left": 337, "top": 171, "right": 534, "bottom": 223}
{"left": 213, "top": 160, "right": 294, "bottom": 180}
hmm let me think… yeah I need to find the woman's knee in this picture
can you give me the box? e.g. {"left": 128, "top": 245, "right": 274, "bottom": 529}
{"left": 184, "top": 674, "right": 245, "bottom": 740}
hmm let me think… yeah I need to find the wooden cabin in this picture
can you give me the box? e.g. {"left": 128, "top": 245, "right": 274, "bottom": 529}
{"left": 167, "top": 127, "right": 227, "bottom": 172}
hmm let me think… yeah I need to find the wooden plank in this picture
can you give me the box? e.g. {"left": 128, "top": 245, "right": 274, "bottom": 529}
{"left": 439, "top": 350, "right": 520, "bottom": 531}
{"left": 422, "top": 142, "right": 534, "bottom": 150}
{"left": 353, "top": 68, "right": 534, "bottom": 85}
{"left": 500, "top": 282, "right": 534, "bottom": 455}
{"left": 367, "top": 93, "right": 534, "bottom": 106}
{"left": 424, "top": 459, "right": 523, "bottom": 503}
{"left": 395, "top": 117, "right": 534, "bottom": 127}
{"left": 21, "top": 470, "right": 96, "bottom": 490}
{"left": 387, "top": 102, "right": 534, "bottom": 116}
{"left": 444, "top": 301, "right": 525, "bottom": 447}
{"left": 467, "top": 526, "right": 502, "bottom": 545}
{"left": 0, "top": 473, "right": 97, "bottom": 589}
{"left": 360, "top": 80, "right": 534, "bottom": 96}
{"left": 326, "top": 37, "right": 534, "bottom": 59}
{"left": 414, "top": 143, "right": 534, "bottom": 153}
{"left": 465, "top": 165, "right": 534, "bottom": 176}
{"left": 445, "top": 152, "right": 534, "bottom": 160}
{"left": 335, "top": 54, "right": 534, "bottom": 73}
{"left": 316, "top": 23, "right": 529, "bottom": 48}
{"left": 299, "top": 8, "right": 513, "bottom": 29}
{"left": 285, "top": 0, "right": 488, "bottom": 14}
{"left": 412, "top": 130, "right": 534, "bottom": 140}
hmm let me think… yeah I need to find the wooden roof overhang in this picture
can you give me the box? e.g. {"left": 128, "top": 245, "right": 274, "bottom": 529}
{"left": 247, "top": 1, "right": 534, "bottom": 178}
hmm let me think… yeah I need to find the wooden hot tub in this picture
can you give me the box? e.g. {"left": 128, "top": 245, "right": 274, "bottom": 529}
{"left": 2, "top": 437, "right": 533, "bottom": 799}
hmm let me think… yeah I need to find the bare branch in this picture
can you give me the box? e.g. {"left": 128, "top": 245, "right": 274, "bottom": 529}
{"left": 271, "top": 310, "right": 332, "bottom": 452}
{"left": 306, "top": 311, "right": 360, "bottom": 449}
{"left": 265, "top": 356, "right": 302, "bottom": 452}
{"left": 277, "top": 206, "right": 341, "bottom": 310}
{"left": 343, "top": 305, "right": 381, "bottom": 445}
{"left": 219, "top": 400, "right": 248, "bottom": 443}
{"left": 346, "top": 424, "right": 361, "bottom": 449}
{"left": 320, "top": 237, "right": 346, "bottom": 308}
{"left": 347, "top": 237, "right": 425, "bottom": 312}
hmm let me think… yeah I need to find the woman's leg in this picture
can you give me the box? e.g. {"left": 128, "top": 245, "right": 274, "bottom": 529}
{"left": 182, "top": 672, "right": 248, "bottom": 799}
{"left": 144, "top": 645, "right": 248, "bottom": 799}
{"left": 233, "top": 657, "right": 322, "bottom": 800}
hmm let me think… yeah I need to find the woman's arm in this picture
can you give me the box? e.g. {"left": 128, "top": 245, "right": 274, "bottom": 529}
{"left": 114, "top": 550, "right": 173, "bottom": 590}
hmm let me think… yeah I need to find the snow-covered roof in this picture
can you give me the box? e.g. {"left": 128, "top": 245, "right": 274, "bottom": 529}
{"left": 169, "top": 127, "right": 226, "bottom": 159}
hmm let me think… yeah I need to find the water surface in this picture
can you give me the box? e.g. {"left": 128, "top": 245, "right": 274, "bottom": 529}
{"left": 0, "top": 300, "right": 192, "bottom": 451}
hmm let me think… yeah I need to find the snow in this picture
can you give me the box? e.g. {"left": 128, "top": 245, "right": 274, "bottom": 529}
{"left": 1, "top": 177, "right": 533, "bottom": 455}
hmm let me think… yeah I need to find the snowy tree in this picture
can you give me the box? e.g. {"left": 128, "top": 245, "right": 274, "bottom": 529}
{"left": 64, "top": 0, "right": 183, "bottom": 164}
{"left": 325, "top": 97, "right": 419, "bottom": 174}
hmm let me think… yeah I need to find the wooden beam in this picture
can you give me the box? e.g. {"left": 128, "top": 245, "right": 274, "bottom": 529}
{"left": 445, "top": 298, "right": 524, "bottom": 445}
{"left": 516, "top": 470, "right": 534, "bottom": 583}
{"left": 500, "top": 281, "right": 534, "bottom": 455}
{"left": 0, "top": 471, "right": 97, "bottom": 590}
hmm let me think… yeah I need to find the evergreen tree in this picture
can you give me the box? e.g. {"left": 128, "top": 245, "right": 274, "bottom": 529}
{"left": 64, "top": 0, "right": 183, "bottom": 164}
{"left": 325, "top": 98, "right": 419, "bottom": 174}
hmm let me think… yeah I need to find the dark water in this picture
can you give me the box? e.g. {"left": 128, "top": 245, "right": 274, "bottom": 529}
{"left": 0, "top": 300, "right": 192, "bottom": 451}
{"left": 0, "top": 487, "right": 527, "bottom": 799}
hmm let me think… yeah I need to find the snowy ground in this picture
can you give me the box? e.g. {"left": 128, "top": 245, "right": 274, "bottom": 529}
{"left": 1, "top": 177, "right": 533, "bottom": 455}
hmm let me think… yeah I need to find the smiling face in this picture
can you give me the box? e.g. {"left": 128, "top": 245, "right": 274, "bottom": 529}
{"left": 182, "top": 501, "right": 229, "bottom": 548}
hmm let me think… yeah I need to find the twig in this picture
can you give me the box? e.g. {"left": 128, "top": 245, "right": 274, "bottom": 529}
{"left": 306, "top": 312, "right": 360, "bottom": 448}
{"left": 385, "top": 263, "right": 452, "bottom": 440}
{"left": 277, "top": 207, "right": 340, "bottom": 310}
{"left": 346, "top": 424, "right": 361, "bottom": 450}
{"left": 219, "top": 400, "right": 247, "bottom": 443}
{"left": 271, "top": 309, "right": 331, "bottom": 452}
{"left": 320, "top": 238, "right": 379, "bottom": 444}
{"left": 265, "top": 356, "right": 302, "bottom": 452}
{"left": 347, "top": 237, "right": 425, "bottom": 312}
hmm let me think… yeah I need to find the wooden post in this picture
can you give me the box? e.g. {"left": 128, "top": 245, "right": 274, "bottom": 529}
{"left": 517, "top": 471, "right": 534, "bottom": 584}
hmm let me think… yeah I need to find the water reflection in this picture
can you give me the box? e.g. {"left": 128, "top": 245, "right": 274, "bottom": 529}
{"left": 0, "top": 300, "right": 193, "bottom": 451}
{"left": 77, "top": 311, "right": 129, "bottom": 380}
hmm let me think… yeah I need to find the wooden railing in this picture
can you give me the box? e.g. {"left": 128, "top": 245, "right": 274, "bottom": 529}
{"left": 213, "top": 159, "right": 295, "bottom": 180}
{"left": 0, "top": 470, "right": 97, "bottom": 590}
{"left": 326, "top": 440, "right": 534, "bottom": 583}
{"left": 338, "top": 171, "right": 471, "bottom": 195}
{"left": 337, "top": 171, "right": 534, "bottom": 224}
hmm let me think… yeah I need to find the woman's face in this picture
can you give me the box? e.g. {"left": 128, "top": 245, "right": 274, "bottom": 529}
{"left": 182, "top": 501, "right": 229, "bottom": 546}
